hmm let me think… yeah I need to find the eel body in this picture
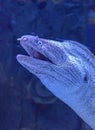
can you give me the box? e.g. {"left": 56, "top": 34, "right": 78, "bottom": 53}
{"left": 17, "top": 35, "right": 95, "bottom": 129}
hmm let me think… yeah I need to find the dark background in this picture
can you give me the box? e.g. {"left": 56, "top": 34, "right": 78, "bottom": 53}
{"left": 0, "top": 0, "right": 95, "bottom": 130}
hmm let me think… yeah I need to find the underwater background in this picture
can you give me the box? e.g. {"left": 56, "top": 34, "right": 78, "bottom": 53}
{"left": 0, "top": 0, "right": 95, "bottom": 130}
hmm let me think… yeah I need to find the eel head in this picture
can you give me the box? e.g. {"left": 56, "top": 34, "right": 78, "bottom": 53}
{"left": 16, "top": 35, "right": 90, "bottom": 103}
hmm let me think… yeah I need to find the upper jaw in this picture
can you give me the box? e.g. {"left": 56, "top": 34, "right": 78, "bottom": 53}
{"left": 17, "top": 36, "right": 53, "bottom": 64}
{"left": 17, "top": 35, "right": 68, "bottom": 66}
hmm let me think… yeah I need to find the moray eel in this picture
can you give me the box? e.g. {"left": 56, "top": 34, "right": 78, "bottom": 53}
{"left": 16, "top": 35, "right": 95, "bottom": 129}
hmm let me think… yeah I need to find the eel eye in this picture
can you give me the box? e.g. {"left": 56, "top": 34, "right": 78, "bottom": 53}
{"left": 38, "top": 41, "right": 43, "bottom": 46}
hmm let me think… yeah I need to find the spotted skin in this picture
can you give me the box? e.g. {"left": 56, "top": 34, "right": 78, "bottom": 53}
{"left": 17, "top": 35, "right": 95, "bottom": 130}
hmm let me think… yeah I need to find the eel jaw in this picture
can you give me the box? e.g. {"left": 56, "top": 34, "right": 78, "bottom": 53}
{"left": 17, "top": 40, "right": 53, "bottom": 64}
{"left": 16, "top": 37, "right": 56, "bottom": 77}
{"left": 17, "top": 35, "right": 68, "bottom": 66}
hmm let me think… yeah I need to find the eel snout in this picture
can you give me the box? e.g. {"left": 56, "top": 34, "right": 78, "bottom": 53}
{"left": 17, "top": 36, "right": 52, "bottom": 63}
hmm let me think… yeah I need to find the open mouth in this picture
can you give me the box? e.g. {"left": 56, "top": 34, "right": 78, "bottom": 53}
{"left": 21, "top": 44, "right": 52, "bottom": 63}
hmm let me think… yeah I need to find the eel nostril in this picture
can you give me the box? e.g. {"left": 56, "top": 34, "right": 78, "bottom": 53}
{"left": 17, "top": 36, "right": 28, "bottom": 42}
{"left": 22, "top": 37, "right": 28, "bottom": 42}
{"left": 17, "top": 37, "right": 21, "bottom": 41}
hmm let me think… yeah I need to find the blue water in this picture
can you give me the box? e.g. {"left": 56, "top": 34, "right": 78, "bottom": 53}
{"left": 0, "top": 1, "right": 95, "bottom": 130}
